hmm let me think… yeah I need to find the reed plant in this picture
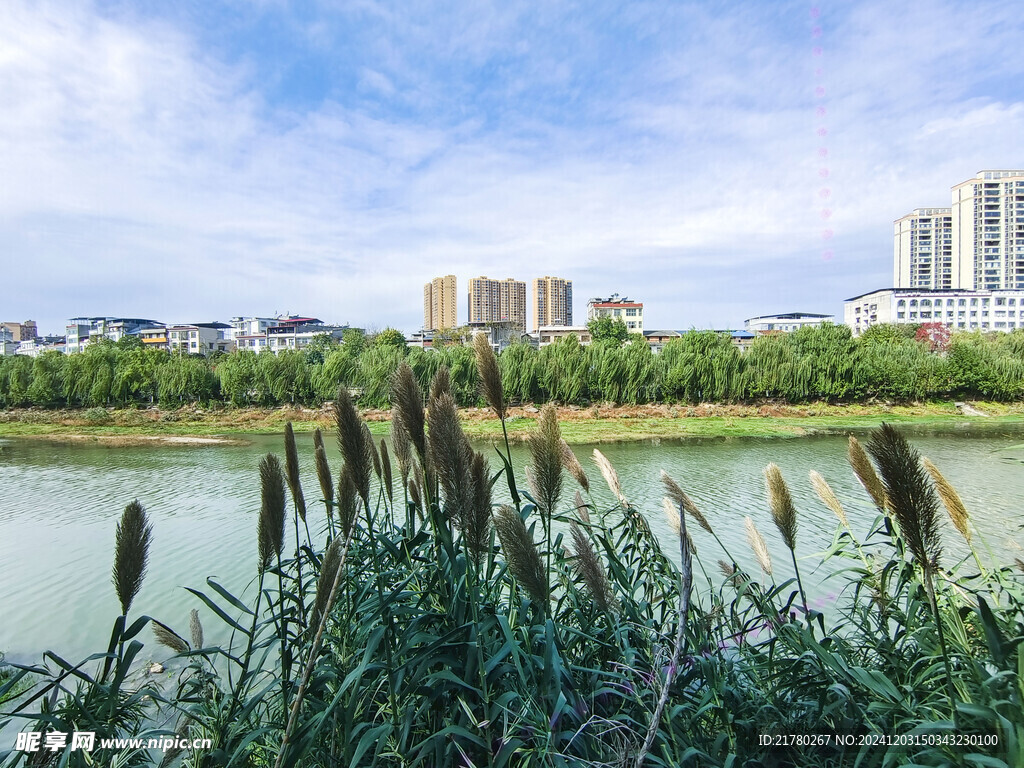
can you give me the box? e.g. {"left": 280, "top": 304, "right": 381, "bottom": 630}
{"left": 5, "top": 392, "right": 1024, "bottom": 767}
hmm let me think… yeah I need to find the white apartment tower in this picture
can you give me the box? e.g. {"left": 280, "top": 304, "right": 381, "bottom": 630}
{"left": 894, "top": 208, "right": 953, "bottom": 289}
{"left": 952, "top": 171, "right": 1024, "bottom": 291}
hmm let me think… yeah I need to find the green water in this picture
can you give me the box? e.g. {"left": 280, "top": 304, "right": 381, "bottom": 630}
{"left": 2, "top": 425, "right": 1024, "bottom": 664}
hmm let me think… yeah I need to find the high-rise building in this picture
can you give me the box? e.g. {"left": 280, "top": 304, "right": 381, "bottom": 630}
{"left": 894, "top": 208, "right": 954, "bottom": 289}
{"left": 532, "top": 276, "right": 572, "bottom": 330}
{"left": 423, "top": 275, "right": 458, "bottom": 331}
{"left": 586, "top": 294, "right": 644, "bottom": 332}
{"left": 467, "top": 277, "right": 527, "bottom": 329}
{"left": 952, "top": 171, "right": 1024, "bottom": 291}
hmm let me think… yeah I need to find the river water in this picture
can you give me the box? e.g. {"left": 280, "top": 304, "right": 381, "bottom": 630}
{"left": 3, "top": 423, "right": 1024, "bottom": 664}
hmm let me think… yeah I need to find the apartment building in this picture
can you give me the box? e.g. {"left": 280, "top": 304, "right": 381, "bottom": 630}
{"left": 1, "top": 321, "right": 37, "bottom": 342}
{"left": 423, "top": 275, "right": 458, "bottom": 331}
{"left": 532, "top": 276, "right": 572, "bottom": 330}
{"left": 266, "top": 317, "right": 348, "bottom": 353}
{"left": 744, "top": 312, "right": 834, "bottom": 333}
{"left": 587, "top": 294, "right": 644, "bottom": 332}
{"left": 467, "top": 277, "right": 527, "bottom": 329}
{"left": 952, "top": 170, "right": 1024, "bottom": 291}
{"left": 894, "top": 209, "right": 954, "bottom": 289}
{"left": 65, "top": 317, "right": 163, "bottom": 353}
{"left": 844, "top": 288, "right": 1024, "bottom": 335}
{"left": 168, "top": 323, "right": 234, "bottom": 355}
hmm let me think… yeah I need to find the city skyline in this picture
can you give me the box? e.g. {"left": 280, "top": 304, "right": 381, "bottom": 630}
{"left": 3, "top": 1, "right": 1023, "bottom": 335}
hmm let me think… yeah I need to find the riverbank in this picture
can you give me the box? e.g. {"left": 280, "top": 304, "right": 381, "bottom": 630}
{"left": 4, "top": 401, "right": 1024, "bottom": 444}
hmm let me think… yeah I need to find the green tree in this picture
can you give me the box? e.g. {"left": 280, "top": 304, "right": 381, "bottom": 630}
{"left": 372, "top": 327, "right": 408, "bottom": 351}
{"left": 587, "top": 316, "right": 629, "bottom": 346}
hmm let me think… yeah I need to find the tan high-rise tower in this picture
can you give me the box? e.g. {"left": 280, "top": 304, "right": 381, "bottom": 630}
{"left": 532, "top": 276, "right": 573, "bottom": 330}
{"left": 468, "top": 277, "right": 527, "bottom": 329}
{"left": 423, "top": 275, "right": 458, "bottom": 331}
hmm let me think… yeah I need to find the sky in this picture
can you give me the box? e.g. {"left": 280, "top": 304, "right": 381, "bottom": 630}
{"left": 3, "top": 0, "right": 1024, "bottom": 335}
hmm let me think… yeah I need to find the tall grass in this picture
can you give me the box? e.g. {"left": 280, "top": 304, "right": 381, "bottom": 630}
{"left": 3, "top": 380, "right": 1024, "bottom": 766}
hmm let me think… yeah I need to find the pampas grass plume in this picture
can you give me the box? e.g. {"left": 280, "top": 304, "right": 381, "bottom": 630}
{"left": 764, "top": 463, "right": 797, "bottom": 551}
{"left": 744, "top": 516, "right": 772, "bottom": 576}
{"left": 592, "top": 449, "right": 628, "bottom": 507}
{"left": 284, "top": 422, "right": 307, "bottom": 522}
{"left": 113, "top": 499, "right": 153, "bottom": 615}
{"left": 474, "top": 333, "right": 506, "bottom": 419}
{"left": 660, "top": 470, "right": 713, "bottom": 534}
{"left": 809, "top": 470, "right": 848, "bottom": 529}
{"left": 922, "top": 457, "right": 971, "bottom": 545}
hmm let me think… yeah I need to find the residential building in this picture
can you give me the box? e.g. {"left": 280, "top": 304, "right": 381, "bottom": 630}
{"left": 138, "top": 327, "right": 169, "bottom": 351}
{"left": 952, "top": 170, "right": 1024, "bottom": 291}
{"left": 229, "top": 317, "right": 279, "bottom": 340}
{"left": 532, "top": 276, "right": 572, "bottom": 330}
{"left": 587, "top": 294, "right": 644, "bottom": 333}
{"left": 467, "top": 322, "right": 530, "bottom": 353}
{"left": 844, "top": 287, "right": 1024, "bottom": 335}
{"left": 423, "top": 275, "right": 458, "bottom": 331}
{"left": 266, "top": 317, "right": 348, "bottom": 353}
{"left": 14, "top": 336, "right": 66, "bottom": 357}
{"left": 467, "top": 277, "right": 527, "bottom": 329}
{"left": 894, "top": 208, "right": 954, "bottom": 289}
{"left": 535, "top": 325, "right": 591, "bottom": 347}
{"left": 168, "top": 323, "right": 234, "bottom": 355}
{"left": 0, "top": 327, "right": 18, "bottom": 356}
{"left": 744, "top": 312, "right": 834, "bottom": 333}
{"left": 1, "top": 321, "right": 37, "bottom": 342}
{"left": 642, "top": 329, "right": 681, "bottom": 353}
{"left": 64, "top": 317, "right": 163, "bottom": 352}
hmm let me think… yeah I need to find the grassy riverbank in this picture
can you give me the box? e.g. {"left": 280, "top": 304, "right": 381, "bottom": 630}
{"left": 4, "top": 400, "right": 1024, "bottom": 444}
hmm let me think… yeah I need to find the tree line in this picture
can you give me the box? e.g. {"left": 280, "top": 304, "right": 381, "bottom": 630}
{"left": 3, "top": 323, "right": 1024, "bottom": 410}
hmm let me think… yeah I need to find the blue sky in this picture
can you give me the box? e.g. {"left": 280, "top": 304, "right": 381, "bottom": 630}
{"left": 3, "top": 0, "right": 1023, "bottom": 334}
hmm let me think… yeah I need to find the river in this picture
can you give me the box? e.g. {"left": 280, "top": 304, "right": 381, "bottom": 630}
{"left": 3, "top": 423, "right": 1024, "bottom": 664}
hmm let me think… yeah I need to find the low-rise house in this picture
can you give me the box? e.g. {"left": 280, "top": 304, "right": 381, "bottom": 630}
{"left": 168, "top": 323, "right": 234, "bottom": 355}
{"left": 14, "top": 336, "right": 66, "bottom": 357}
{"left": 587, "top": 295, "right": 644, "bottom": 332}
{"left": 745, "top": 312, "right": 835, "bottom": 334}
{"left": 65, "top": 317, "right": 163, "bottom": 352}
{"left": 642, "top": 329, "right": 681, "bottom": 353}
{"left": 536, "top": 325, "right": 592, "bottom": 347}
{"left": 266, "top": 317, "right": 348, "bottom": 353}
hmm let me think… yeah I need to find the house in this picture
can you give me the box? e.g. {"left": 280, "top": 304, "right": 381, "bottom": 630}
{"left": 744, "top": 312, "right": 835, "bottom": 334}
{"left": 167, "top": 323, "right": 234, "bottom": 355}
{"left": 588, "top": 294, "right": 644, "bottom": 333}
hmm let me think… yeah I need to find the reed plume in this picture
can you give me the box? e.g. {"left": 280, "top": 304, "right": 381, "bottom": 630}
{"left": 380, "top": 439, "right": 394, "bottom": 505}
{"left": 408, "top": 475, "right": 423, "bottom": 514}
{"left": 312, "top": 535, "right": 345, "bottom": 630}
{"left": 474, "top": 333, "right": 506, "bottom": 419}
{"left": 744, "top": 516, "right": 772, "bottom": 577}
{"left": 718, "top": 560, "right": 736, "bottom": 578}
{"left": 314, "top": 444, "right": 333, "bottom": 510}
{"left": 660, "top": 470, "right": 713, "bottom": 534}
{"left": 151, "top": 619, "right": 190, "bottom": 654}
{"left": 849, "top": 436, "right": 889, "bottom": 512}
{"left": 569, "top": 521, "right": 614, "bottom": 612}
{"left": 390, "top": 413, "right": 413, "bottom": 487}
{"left": 258, "top": 454, "right": 287, "bottom": 573}
{"left": 427, "top": 391, "right": 474, "bottom": 526}
{"left": 764, "top": 463, "right": 797, "bottom": 551}
{"left": 867, "top": 424, "right": 942, "bottom": 570}
{"left": 283, "top": 422, "right": 307, "bottom": 523}
{"left": 560, "top": 439, "right": 589, "bottom": 493}
{"left": 494, "top": 505, "right": 548, "bottom": 608}
{"left": 113, "top": 500, "right": 152, "bottom": 615}
{"left": 529, "top": 405, "right": 564, "bottom": 517}
{"left": 390, "top": 362, "right": 426, "bottom": 463}
{"left": 364, "top": 422, "right": 381, "bottom": 481}
{"left": 574, "top": 489, "right": 590, "bottom": 524}
{"left": 922, "top": 457, "right": 971, "bottom": 545}
{"left": 809, "top": 470, "right": 848, "bottom": 529}
{"left": 190, "top": 609, "right": 203, "bottom": 650}
{"left": 465, "top": 451, "right": 493, "bottom": 558}
{"left": 662, "top": 498, "right": 696, "bottom": 553}
{"left": 524, "top": 465, "right": 541, "bottom": 505}
{"left": 335, "top": 388, "right": 372, "bottom": 510}
{"left": 429, "top": 365, "right": 451, "bottom": 405}
{"left": 335, "top": 465, "right": 359, "bottom": 539}
{"left": 592, "top": 449, "right": 628, "bottom": 507}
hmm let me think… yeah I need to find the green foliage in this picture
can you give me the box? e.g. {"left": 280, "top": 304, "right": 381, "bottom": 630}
{"left": 8, "top": 320, "right": 1024, "bottom": 412}
{"left": 587, "top": 315, "right": 630, "bottom": 346}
